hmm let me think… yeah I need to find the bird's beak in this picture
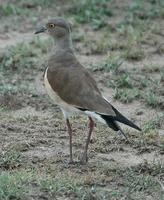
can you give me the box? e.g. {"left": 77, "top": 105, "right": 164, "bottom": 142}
{"left": 34, "top": 26, "right": 47, "bottom": 34}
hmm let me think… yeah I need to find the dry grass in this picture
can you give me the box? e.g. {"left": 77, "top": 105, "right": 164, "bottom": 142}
{"left": 0, "top": 0, "right": 164, "bottom": 199}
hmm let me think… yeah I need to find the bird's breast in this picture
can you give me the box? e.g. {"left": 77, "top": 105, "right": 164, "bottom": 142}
{"left": 44, "top": 67, "right": 62, "bottom": 104}
{"left": 44, "top": 67, "right": 80, "bottom": 117}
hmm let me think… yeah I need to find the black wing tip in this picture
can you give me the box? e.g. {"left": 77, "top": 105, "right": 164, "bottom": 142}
{"left": 76, "top": 106, "right": 142, "bottom": 131}
{"left": 110, "top": 105, "right": 142, "bottom": 131}
{"left": 101, "top": 113, "right": 142, "bottom": 132}
{"left": 135, "top": 126, "right": 142, "bottom": 131}
{"left": 125, "top": 120, "right": 142, "bottom": 131}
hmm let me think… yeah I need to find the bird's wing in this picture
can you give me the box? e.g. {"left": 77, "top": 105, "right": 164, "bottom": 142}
{"left": 47, "top": 55, "right": 116, "bottom": 116}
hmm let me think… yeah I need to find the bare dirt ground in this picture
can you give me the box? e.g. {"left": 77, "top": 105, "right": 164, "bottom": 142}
{"left": 0, "top": 0, "right": 164, "bottom": 200}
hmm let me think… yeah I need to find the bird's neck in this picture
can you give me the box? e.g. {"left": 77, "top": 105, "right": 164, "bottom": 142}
{"left": 55, "top": 35, "right": 73, "bottom": 52}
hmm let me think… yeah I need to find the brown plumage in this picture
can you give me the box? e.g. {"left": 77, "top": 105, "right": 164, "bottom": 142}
{"left": 35, "top": 18, "right": 141, "bottom": 164}
{"left": 47, "top": 51, "right": 116, "bottom": 116}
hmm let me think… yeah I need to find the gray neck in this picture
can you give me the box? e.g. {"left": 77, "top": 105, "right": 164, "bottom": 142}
{"left": 55, "top": 34, "right": 73, "bottom": 52}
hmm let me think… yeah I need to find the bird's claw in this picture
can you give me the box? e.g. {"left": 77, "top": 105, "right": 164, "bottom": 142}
{"left": 79, "top": 154, "right": 88, "bottom": 165}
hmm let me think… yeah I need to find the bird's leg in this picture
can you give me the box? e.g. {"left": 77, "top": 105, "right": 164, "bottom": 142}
{"left": 80, "top": 117, "right": 94, "bottom": 164}
{"left": 66, "top": 119, "right": 74, "bottom": 163}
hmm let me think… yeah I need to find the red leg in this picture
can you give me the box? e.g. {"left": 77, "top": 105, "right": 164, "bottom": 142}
{"left": 80, "top": 117, "right": 94, "bottom": 164}
{"left": 66, "top": 119, "right": 73, "bottom": 163}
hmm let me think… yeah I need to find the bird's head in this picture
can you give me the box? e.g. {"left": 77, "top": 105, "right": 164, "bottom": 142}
{"left": 35, "top": 18, "right": 71, "bottom": 38}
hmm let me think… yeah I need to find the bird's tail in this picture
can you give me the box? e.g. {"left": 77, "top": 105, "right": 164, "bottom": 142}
{"left": 100, "top": 105, "right": 141, "bottom": 131}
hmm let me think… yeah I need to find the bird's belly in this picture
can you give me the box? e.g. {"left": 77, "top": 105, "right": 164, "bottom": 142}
{"left": 44, "top": 68, "right": 80, "bottom": 117}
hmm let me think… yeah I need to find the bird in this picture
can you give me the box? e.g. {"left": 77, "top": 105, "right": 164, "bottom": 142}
{"left": 35, "top": 18, "right": 141, "bottom": 164}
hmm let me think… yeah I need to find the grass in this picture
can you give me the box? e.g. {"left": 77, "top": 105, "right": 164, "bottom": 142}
{"left": 114, "top": 88, "right": 140, "bottom": 103}
{"left": 0, "top": 114, "right": 163, "bottom": 200}
{"left": 31, "top": 36, "right": 53, "bottom": 53}
{"left": 0, "top": 169, "right": 33, "bottom": 200}
{"left": 144, "top": 91, "right": 162, "bottom": 108}
{"left": 123, "top": 46, "right": 145, "bottom": 61}
{"left": 0, "top": 106, "right": 6, "bottom": 113}
{"left": 112, "top": 0, "right": 164, "bottom": 61}
{"left": 0, "top": 38, "right": 52, "bottom": 110}
{"left": 30, "top": 161, "right": 164, "bottom": 199}
{"left": 127, "top": 0, "right": 164, "bottom": 20}
{"left": 39, "top": 174, "right": 120, "bottom": 199}
{"left": 20, "top": 0, "right": 55, "bottom": 7}
{"left": 0, "top": 0, "right": 56, "bottom": 17}
{"left": 80, "top": 31, "right": 113, "bottom": 54}
{"left": 118, "top": 162, "right": 164, "bottom": 199}
{"left": 92, "top": 53, "right": 123, "bottom": 72}
{"left": 102, "top": 54, "right": 123, "bottom": 72}
{"left": 0, "top": 168, "right": 37, "bottom": 200}
{"left": 143, "top": 115, "right": 164, "bottom": 133}
{"left": 0, "top": 150, "right": 24, "bottom": 170}
{"left": 0, "top": 42, "right": 38, "bottom": 107}
{"left": 0, "top": 3, "right": 28, "bottom": 16}
{"left": 39, "top": 173, "right": 107, "bottom": 199}
{"left": 0, "top": 43, "right": 38, "bottom": 72}
{"left": 0, "top": 37, "right": 52, "bottom": 72}
{"left": 0, "top": 37, "right": 51, "bottom": 81}
{"left": 0, "top": 82, "right": 29, "bottom": 95}
{"left": 113, "top": 84, "right": 163, "bottom": 108}
{"left": 0, "top": 112, "right": 162, "bottom": 200}
{"left": 142, "top": 64, "right": 162, "bottom": 73}
{"left": 72, "top": 31, "right": 85, "bottom": 43}
{"left": 116, "top": 23, "right": 146, "bottom": 61}
{"left": 67, "top": 0, "right": 113, "bottom": 29}
{"left": 0, "top": 161, "right": 163, "bottom": 200}
{"left": 98, "top": 60, "right": 163, "bottom": 108}
{"left": 0, "top": 1, "right": 163, "bottom": 200}
{"left": 126, "top": 115, "right": 164, "bottom": 152}
{"left": 122, "top": 170, "right": 157, "bottom": 192}
{"left": 0, "top": 168, "right": 111, "bottom": 200}
{"left": 109, "top": 73, "right": 133, "bottom": 88}
{"left": 87, "top": 38, "right": 109, "bottom": 54}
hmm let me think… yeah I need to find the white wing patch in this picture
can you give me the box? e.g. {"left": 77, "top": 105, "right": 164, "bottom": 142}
{"left": 85, "top": 111, "right": 106, "bottom": 124}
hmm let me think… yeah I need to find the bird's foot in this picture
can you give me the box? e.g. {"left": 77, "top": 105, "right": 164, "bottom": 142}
{"left": 68, "top": 159, "right": 75, "bottom": 165}
{"left": 79, "top": 154, "right": 88, "bottom": 165}
{"left": 63, "top": 158, "right": 75, "bottom": 167}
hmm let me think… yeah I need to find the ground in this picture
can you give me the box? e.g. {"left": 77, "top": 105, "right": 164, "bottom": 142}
{"left": 0, "top": 0, "right": 164, "bottom": 199}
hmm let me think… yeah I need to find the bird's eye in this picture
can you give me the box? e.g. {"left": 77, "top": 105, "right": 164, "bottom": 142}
{"left": 48, "top": 23, "right": 55, "bottom": 28}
